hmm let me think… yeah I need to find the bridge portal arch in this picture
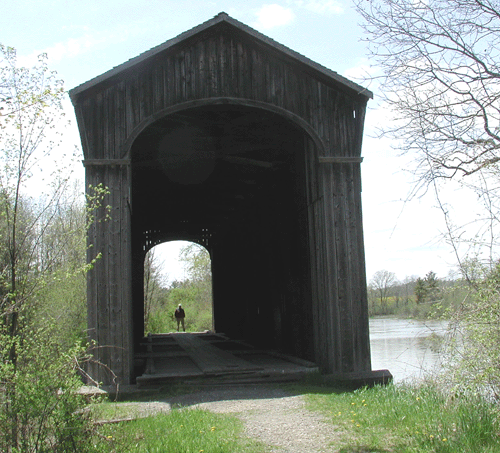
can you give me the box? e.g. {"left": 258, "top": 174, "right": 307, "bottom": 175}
{"left": 130, "top": 101, "right": 315, "bottom": 354}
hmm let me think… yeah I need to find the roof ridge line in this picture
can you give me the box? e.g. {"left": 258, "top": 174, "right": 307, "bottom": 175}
{"left": 69, "top": 12, "right": 373, "bottom": 101}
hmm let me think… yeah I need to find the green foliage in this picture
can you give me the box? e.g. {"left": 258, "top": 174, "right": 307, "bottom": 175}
{"left": 306, "top": 382, "right": 500, "bottom": 452}
{"left": 143, "top": 247, "right": 169, "bottom": 332}
{"left": 85, "top": 183, "right": 111, "bottom": 229}
{"left": 146, "top": 308, "right": 175, "bottom": 333}
{"left": 0, "top": 325, "right": 102, "bottom": 452}
{"left": 35, "top": 268, "right": 87, "bottom": 348}
{"left": 98, "top": 408, "right": 265, "bottom": 452}
{"left": 32, "top": 186, "right": 89, "bottom": 348}
{"left": 180, "top": 242, "right": 211, "bottom": 283}
{"left": 425, "top": 271, "right": 440, "bottom": 302}
{"left": 414, "top": 272, "right": 441, "bottom": 305}
{"left": 445, "top": 262, "right": 500, "bottom": 397}
{"left": 414, "top": 277, "right": 427, "bottom": 304}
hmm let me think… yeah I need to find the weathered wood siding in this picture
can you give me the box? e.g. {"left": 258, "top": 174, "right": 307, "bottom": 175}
{"left": 73, "top": 28, "right": 367, "bottom": 162}
{"left": 85, "top": 163, "right": 133, "bottom": 384}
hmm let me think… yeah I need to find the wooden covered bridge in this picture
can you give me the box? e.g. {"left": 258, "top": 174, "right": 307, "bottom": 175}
{"left": 70, "top": 13, "right": 386, "bottom": 386}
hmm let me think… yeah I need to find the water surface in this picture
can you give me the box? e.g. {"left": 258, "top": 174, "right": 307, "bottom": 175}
{"left": 369, "top": 317, "right": 448, "bottom": 382}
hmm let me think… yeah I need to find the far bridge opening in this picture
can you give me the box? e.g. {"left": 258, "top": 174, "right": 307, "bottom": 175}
{"left": 143, "top": 240, "right": 213, "bottom": 335}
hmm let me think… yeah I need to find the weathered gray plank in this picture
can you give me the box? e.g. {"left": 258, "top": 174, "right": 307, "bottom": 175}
{"left": 172, "top": 334, "right": 262, "bottom": 375}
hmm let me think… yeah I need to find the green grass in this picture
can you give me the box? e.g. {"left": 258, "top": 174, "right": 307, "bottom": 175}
{"left": 97, "top": 408, "right": 267, "bottom": 453}
{"left": 303, "top": 382, "right": 500, "bottom": 452}
{"left": 92, "top": 380, "right": 500, "bottom": 452}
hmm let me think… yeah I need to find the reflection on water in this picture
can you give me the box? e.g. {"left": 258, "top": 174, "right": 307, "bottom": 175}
{"left": 370, "top": 317, "right": 449, "bottom": 382}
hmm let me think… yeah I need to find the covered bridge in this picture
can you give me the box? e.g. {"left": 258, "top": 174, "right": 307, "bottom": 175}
{"left": 70, "top": 13, "right": 382, "bottom": 386}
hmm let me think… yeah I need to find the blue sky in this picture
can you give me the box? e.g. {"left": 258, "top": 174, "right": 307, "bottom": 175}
{"left": 2, "top": 0, "right": 469, "bottom": 282}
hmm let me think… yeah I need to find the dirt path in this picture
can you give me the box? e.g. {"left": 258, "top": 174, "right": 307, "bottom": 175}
{"left": 111, "top": 385, "right": 341, "bottom": 452}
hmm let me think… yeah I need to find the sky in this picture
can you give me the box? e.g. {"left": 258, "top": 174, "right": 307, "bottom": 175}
{"left": 1, "top": 0, "right": 477, "bottom": 283}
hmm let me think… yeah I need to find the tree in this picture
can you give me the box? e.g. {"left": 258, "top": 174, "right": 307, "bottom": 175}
{"left": 180, "top": 242, "right": 212, "bottom": 283}
{"left": 425, "top": 270, "right": 441, "bottom": 302}
{"left": 353, "top": 2, "right": 500, "bottom": 391}
{"left": 370, "top": 270, "right": 397, "bottom": 313}
{"left": 354, "top": 0, "right": 500, "bottom": 264}
{"left": 414, "top": 277, "right": 428, "bottom": 304}
{"left": 34, "top": 183, "right": 90, "bottom": 349}
{"left": 0, "top": 45, "right": 101, "bottom": 452}
{"left": 143, "top": 247, "right": 168, "bottom": 332}
{"left": 0, "top": 44, "right": 67, "bottom": 342}
{"left": 402, "top": 275, "right": 418, "bottom": 305}
{"left": 355, "top": 0, "right": 500, "bottom": 182}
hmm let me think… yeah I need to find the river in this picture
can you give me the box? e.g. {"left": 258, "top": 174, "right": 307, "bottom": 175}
{"left": 369, "top": 317, "right": 449, "bottom": 382}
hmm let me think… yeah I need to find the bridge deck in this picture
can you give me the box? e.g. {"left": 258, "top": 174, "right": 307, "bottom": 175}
{"left": 135, "top": 332, "right": 317, "bottom": 386}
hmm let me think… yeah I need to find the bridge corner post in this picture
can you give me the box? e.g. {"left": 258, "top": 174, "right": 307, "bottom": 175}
{"left": 85, "top": 162, "right": 134, "bottom": 386}
{"left": 311, "top": 156, "right": 372, "bottom": 376}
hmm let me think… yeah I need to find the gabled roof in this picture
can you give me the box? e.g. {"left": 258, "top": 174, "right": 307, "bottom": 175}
{"left": 69, "top": 12, "right": 373, "bottom": 102}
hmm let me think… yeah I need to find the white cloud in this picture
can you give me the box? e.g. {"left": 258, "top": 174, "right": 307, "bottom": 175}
{"left": 17, "top": 34, "right": 103, "bottom": 67}
{"left": 254, "top": 4, "right": 295, "bottom": 30}
{"left": 295, "top": 0, "right": 344, "bottom": 14}
{"left": 17, "top": 23, "right": 144, "bottom": 68}
{"left": 45, "top": 35, "right": 100, "bottom": 62}
{"left": 343, "top": 60, "right": 380, "bottom": 84}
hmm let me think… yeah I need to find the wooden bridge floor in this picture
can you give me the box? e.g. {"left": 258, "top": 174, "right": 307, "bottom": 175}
{"left": 135, "top": 332, "right": 317, "bottom": 387}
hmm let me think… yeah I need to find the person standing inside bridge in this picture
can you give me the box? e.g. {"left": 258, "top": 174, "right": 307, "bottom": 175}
{"left": 175, "top": 304, "right": 186, "bottom": 332}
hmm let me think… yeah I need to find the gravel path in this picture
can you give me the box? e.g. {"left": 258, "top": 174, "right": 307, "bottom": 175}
{"left": 115, "top": 385, "right": 342, "bottom": 452}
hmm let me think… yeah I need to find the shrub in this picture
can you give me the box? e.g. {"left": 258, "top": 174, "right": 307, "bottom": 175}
{"left": 0, "top": 325, "right": 102, "bottom": 453}
{"left": 445, "top": 263, "right": 500, "bottom": 398}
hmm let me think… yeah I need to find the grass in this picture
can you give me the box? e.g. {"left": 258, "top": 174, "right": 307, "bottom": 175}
{"left": 91, "top": 380, "right": 500, "bottom": 452}
{"left": 302, "top": 382, "right": 500, "bottom": 452}
{"left": 96, "top": 407, "right": 267, "bottom": 452}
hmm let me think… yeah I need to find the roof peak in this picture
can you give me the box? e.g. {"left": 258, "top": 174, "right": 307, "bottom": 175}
{"left": 70, "top": 12, "right": 372, "bottom": 100}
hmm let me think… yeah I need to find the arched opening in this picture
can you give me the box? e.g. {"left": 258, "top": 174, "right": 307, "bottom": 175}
{"left": 143, "top": 240, "right": 213, "bottom": 334}
{"left": 130, "top": 102, "right": 315, "bottom": 372}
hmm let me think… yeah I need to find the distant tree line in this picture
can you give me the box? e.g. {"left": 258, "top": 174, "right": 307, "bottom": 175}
{"left": 368, "top": 269, "right": 468, "bottom": 319}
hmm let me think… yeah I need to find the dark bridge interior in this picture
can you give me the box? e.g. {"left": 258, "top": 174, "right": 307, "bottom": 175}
{"left": 130, "top": 104, "right": 315, "bottom": 369}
